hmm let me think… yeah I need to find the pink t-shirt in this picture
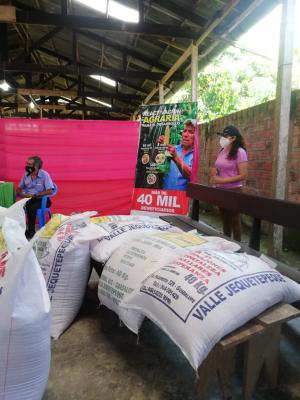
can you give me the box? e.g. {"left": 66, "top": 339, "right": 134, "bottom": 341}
{"left": 215, "top": 147, "right": 248, "bottom": 189}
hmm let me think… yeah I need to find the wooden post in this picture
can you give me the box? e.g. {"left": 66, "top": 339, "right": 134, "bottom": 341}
{"left": 191, "top": 42, "right": 198, "bottom": 102}
{"left": 158, "top": 82, "right": 164, "bottom": 104}
{"left": 82, "top": 96, "right": 85, "bottom": 120}
{"left": 271, "top": 0, "right": 295, "bottom": 257}
{"left": 249, "top": 218, "right": 261, "bottom": 251}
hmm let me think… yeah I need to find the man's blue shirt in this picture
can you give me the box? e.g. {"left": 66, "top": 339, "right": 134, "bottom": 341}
{"left": 18, "top": 169, "right": 54, "bottom": 195}
{"left": 163, "top": 145, "right": 194, "bottom": 191}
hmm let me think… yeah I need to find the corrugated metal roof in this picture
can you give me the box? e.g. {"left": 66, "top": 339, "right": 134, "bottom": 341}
{"left": 2, "top": 0, "right": 279, "bottom": 119}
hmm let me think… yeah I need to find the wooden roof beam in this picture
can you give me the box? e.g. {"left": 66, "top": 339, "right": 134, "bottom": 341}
{"left": 75, "top": 30, "right": 170, "bottom": 73}
{"left": 12, "top": 26, "right": 63, "bottom": 63}
{"left": 0, "top": 101, "right": 132, "bottom": 114}
{"left": 6, "top": 88, "right": 142, "bottom": 102}
{"left": 0, "top": 5, "right": 16, "bottom": 23}
{"left": 4, "top": 87, "right": 142, "bottom": 108}
{"left": 199, "top": 0, "right": 267, "bottom": 61}
{"left": 3, "top": 62, "right": 185, "bottom": 81}
{"left": 144, "top": 0, "right": 240, "bottom": 104}
{"left": 36, "top": 46, "right": 159, "bottom": 94}
{"left": 59, "top": 75, "right": 144, "bottom": 101}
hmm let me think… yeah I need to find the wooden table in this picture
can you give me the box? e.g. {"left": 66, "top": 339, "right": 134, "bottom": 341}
{"left": 196, "top": 303, "right": 300, "bottom": 400}
{"left": 159, "top": 214, "right": 300, "bottom": 399}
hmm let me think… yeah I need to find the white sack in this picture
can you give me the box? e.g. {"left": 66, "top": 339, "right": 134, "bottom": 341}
{"left": 0, "top": 217, "right": 51, "bottom": 400}
{"left": 0, "top": 198, "right": 28, "bottom": 230}
{"left": 98, "top": 231, "right": 240, "bottom": 333}
{"left": 91, "top": 215, "right": 158, "bottom": 223}
{"left": 33, "top": 212, "right": 100, "bottom": 339}
{"left": 90, "top": 216, "right": 181, "bottom": 264}
{"left": 121, "top": 250, "right": 300, "bottom": 370}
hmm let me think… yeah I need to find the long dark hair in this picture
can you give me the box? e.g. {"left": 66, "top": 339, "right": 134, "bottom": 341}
{"left": 228, "top": 135, "right": 247, "bottom": 160}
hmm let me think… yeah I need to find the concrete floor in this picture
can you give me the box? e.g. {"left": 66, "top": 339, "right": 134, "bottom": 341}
{"left": 44, "top": 289, "right": 300, "bottom": 400}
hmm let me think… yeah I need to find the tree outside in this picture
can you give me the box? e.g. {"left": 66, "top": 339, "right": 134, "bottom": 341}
{"left": 168, "top": 45, "right": 300, "bottom": 124}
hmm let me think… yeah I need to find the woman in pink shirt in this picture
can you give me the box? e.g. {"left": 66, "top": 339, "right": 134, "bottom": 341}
{"left": 210, "top": 125, "right": 248, "bottom": 241}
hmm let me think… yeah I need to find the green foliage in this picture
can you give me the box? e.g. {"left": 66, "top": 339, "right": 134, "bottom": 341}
{"left": 169, "top": 47, "right": 278, "bottom": 123}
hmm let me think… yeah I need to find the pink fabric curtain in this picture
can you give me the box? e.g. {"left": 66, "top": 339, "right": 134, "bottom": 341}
{"left": 0, "top": 119, "right": 140, "bottom": 215}
{"left": 191, "top": 124, "right": 199, "bottom": 183}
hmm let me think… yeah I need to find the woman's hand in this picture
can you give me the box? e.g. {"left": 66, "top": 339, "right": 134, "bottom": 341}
{"left": 210, "top": 175, "right": 224, "bottom": 184}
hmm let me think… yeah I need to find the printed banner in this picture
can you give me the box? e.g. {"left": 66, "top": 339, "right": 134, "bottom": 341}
{"left": 131, "top": 102, "right": 198, "bottom": 215}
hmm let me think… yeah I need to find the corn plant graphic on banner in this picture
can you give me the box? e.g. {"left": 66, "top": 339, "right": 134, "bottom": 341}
{"left": 131, "top": 102, "right": 198, "bottom": 215}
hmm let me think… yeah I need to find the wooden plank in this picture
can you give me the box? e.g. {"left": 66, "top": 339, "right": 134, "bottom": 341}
{"left": 6, "top": 62, "right": 180, "bottom": 81}
{"left": 249, "top": 217, "right": 261, "bottom": 251}
{"left": 243, "top": 325, "right": 281, "bottom": 399}
{"left": 220, "top": 321, "right": 265, "bottom": 349}
{"left": 263, "top": 326, "right": 281, "bottom": 389}
{"left": 217, "top": 346, "right": 236, "bottom": 399}
{"left": 196, "top": 346, "right": 221, "bottom": 399}
{"left": 256, "top": 303, "right": 300, "bottom": 326}
{"left": 187, "top": 183, "right": 300, "bottom": 229}
{"left": 0, "top": 6, "right": 16, "bottom": 23}
{"left": 18, "top": 88, "right": 78, "bottom": 97}
{"left": 1, "top": 103, "right": 66, "bottom": 111}
{"left": 40, "top": 104, "right": 66, "bottom": 110}
{"left": 196, "top": 345, "right": 236, "bottom": 399}
{"left": 159, "top": 215, "right": 195, "bottom": 232}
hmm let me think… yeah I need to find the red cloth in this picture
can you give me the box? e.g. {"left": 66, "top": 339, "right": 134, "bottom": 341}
{"left": 0, "top": 119, "right": 140, "bottom": 215}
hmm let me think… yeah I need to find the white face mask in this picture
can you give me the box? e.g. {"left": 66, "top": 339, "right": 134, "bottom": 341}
{"left": 219, "top": 137, "right": 231, "bottom": 148}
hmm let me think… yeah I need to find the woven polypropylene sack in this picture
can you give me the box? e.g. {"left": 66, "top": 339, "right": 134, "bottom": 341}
{"left": 0, "top": 217, "right": 51, "bottom": 400}
{"left": 90, "top": 216, "right": 181, "bottom": 264}
{"left": 33, "top": 212, "right": 101, "bottom": 339}
{"left": 122, "top": 250, "right": 300, "bottom": 370}
{"left": 98, "top": 231, "right": 240, "bottom": 333}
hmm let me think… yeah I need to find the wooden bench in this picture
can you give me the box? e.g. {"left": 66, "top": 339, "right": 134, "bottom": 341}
{"left": 196, "top": 304, "right": 300, "bottom": 400}
{"left": 188, "top": 183, "right": 300, "bottom": 252}
{"left": 89, "top": 183, "right": 300, "bottom": 399}
{"left": 160, "top": 183, "right": 300, "bottom": 399}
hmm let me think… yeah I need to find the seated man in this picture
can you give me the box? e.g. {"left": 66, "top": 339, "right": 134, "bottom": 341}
{"left": 16, "top": 155, "right": 54, "bottom": 239}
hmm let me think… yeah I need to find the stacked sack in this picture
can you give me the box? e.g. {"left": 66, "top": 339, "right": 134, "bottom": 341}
{"left": 90, "top": 215, "right": 182, "bottom": 264}
{"left": 33, "top": 212, "right": 102, "bottom": 339}
{"left": 0, "top": 200, "right": 50, "bottom": 400}
{"left": 121, "top": 249, "right": 300, "bottom": 370}
{"left": 97, "top": 231, "right": 241, "bottom": 333}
